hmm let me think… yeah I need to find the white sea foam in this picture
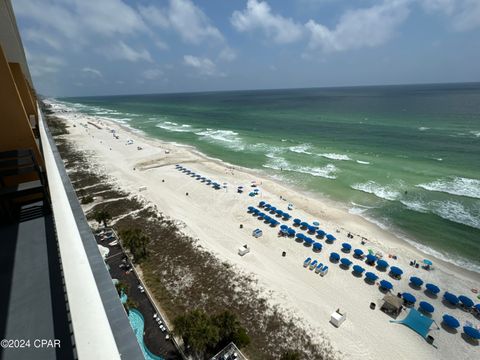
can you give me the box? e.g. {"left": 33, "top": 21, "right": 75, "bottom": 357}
{"left": 400, "top": 200, "right": 429, "bottom": 213}
{"left": 288, "top": 144, "right": 312, "bottom": 155}
{"left": 470, "top": 130, "right": 480, "bottom": 137}
{"left": 418, "top": 127, "right": 429, "bottom": 131}
{"left": 356, "top": 160, "right": 370, "bottom": 165}
{"left": 156, "top": 121, "right": 196, "bottom": 133}
{"left": 431, "top": 200, "right": 480, "bottom": 229}
{"left": 417, "top": 177, "right": 480, "bottom": 199}
{"left": 263, "top": 157, "right": 337, "bottom": 179}
{"left": 319, "top": 153, "right": 352, "bottom": 161}
{"left": 195, "top": 129, "right": 246, "bottom": 150}
{"left": 351, "top": 181, "right": 400, "bottom": 201}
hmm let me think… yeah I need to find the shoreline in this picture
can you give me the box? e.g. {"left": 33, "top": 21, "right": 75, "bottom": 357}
{"left": 50, "top": 103, "right": 479, "bottom": 360}
{"left": 108, "top": 111, "right": 479, "bottom": 280}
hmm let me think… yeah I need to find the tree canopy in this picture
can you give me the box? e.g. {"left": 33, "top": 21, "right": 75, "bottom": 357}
{"left": 119, "top": 228, "right": 150, "bottom": 262}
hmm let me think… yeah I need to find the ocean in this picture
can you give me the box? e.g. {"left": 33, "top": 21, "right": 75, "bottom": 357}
{"left": 56, "top": 83, "right": 480, "bottom": 272}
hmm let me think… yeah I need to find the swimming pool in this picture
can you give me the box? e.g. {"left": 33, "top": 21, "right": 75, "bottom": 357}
{"left": 120, "top": 290, "right": 127, "bottom": 304}
{"left": 128, "top": 308, "right": 164, "bottom": 360}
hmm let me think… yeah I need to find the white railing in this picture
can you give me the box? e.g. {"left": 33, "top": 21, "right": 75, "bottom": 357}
{"left": 38, "top": 107, "right": 122, "bottom": 359}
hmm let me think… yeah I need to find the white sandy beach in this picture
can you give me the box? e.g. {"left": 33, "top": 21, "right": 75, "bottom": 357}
{"left": 54, "top": 107, "right": 479, "bottom": 360}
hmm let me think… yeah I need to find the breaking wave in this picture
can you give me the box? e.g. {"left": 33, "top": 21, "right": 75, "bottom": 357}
{"left": 417, "top": 177, "right": 480, "bottom": 199}
{"left": 263, "top": 156, "right": 337, "bottom": 179}
{"left": 351, "top": 181, "right": 400, "bottom": 201}
{"left": 318, "top": 153, "right": 352, "bottom": 161}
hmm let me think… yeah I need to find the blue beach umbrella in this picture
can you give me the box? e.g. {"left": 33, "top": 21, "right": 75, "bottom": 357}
{"left": 366, "top": 254, "right": 377, "bottom": 264}
{"left": 264, "top": 204, "right": 271, "bottom": 210}
{"left": 326, "top": 234, "right": 336, "bottom": 242}
{"left": 365, "top": 272, "right": 378, "bottom": 281}
{"left": 287, "top": 228, "right": 296, "bottom": 236}
{"left": 410, "top": 276, "right": 424, "bottom": 287}
{"left": 257, "top": 212, "right": 265, "bottom": 219}
{"left": 312, "top": 221, "right": 320, "bottom": 227}
{"left": 463, "top": 326, "right": 480, "bottom": 340}
{"left": 443, "top": 292, "right": 459, "bottom": 305}
{"left": 402, "top": 292, "right": 416, "bottom": 304}
{"left": 390, "top": 266, "right": 403, "bottom": 277}
{"left": 313, "top": 242, "right": 322, "bottom": 251}
{"left": 269, "top": 206, "right": 277, "bottom": 212}
{"left": 458, "top": 295, "right": 474, "bottom": 308}
{"left": 442, "top": 314, "right": 460, "bottom": 329}
{"left": 259, "top": 201, "right": 265, "bottom": 207}
{"left": 252, "top": 209, "right": 260, "bottom": 215}
{"left": 423, "top": 259, "right": 433, "bottom": 266}
{"left": 379, "top": 280, "right": 393, "bottom": 291}
{"left": 419, "top": 301, "right": 435, "bottom": 313}
{"left": 247, "top": 206, "right": 254, "bottom": 212}
{"left": 316, "top": 229, "right": 326, "bottom": 237}
{"left": 280, "top": 224, "right": 289, "bottom": 231}
{"left": 295, "top": 233, "right": 304, "bottom": 240}
{"left": 376, "top": 259, "right": 389, "bottom": 269}
{"left": 282, "top": 213, "right": 291, "bottom": 220}
{"left": 340, "top": 258, "right": 352, "bottom": 267}
{"left": 276, "top": 209, "right": 283, "bottom": 216}
{"left": 307, "top": 225, "right": 316, "bottom": 233}
{"left": 304, "top": 237, "right": 315, "bottom": 245}
{"left": 354, "top": 249, "right": 364, "bottom": 257}
{"left": 293, "top": 218, "right": 301, "bottom": 225}
{"left": 330, "top": 252, "right": 340, "bottom": 261}
{"left": 353, "top": 265, "right": 365, "bottom": 274}
{"left": 342, "top": 243, "right": 352, "bottom": 252}
{"left": 300, "top": 221, "right": 309, "bottom": 228}
{"left": 425, "top": 283, "right": 440, "bottom": 295}
{"left": 475, "top": 304, "right": 480, "bottom": 312}
{"left": 264, "top": 215, "right": 271, "bottom": 222}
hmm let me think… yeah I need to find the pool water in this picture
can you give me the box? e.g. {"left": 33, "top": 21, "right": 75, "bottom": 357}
{"left": 120, "top": 290, "right": 127, "bottom": 304}
{"left": 128, "top": 308, "right": 164, "bottom": 360}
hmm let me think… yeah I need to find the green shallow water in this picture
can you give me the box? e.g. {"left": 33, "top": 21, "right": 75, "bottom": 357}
{"left": 58, "top": 83, "right": 480, "bottom": 272}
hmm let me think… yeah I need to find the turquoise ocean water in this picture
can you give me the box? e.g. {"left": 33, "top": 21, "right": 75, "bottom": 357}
{"left": 57, "top": 83, "right": 480, "bottom": 272}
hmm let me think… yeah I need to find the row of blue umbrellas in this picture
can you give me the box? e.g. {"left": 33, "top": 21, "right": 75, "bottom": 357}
{"left": 176, "top": 165, "right": 223, "bottom": 189}
{"left": 247, "top": 207, "right": 280, "bottom": 226}
{"left": 259, "top": 201, "right": 292, "bottom": 220}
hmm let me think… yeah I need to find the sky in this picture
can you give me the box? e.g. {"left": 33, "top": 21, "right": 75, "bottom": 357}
{"left": 13, "top": 0, "right": 480, "bottom": 97}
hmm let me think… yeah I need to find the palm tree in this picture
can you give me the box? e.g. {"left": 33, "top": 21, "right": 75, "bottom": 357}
{"left": 93, "top": 209, "right": 111, "bottom": 227}
{"left": 119, "top": 228, "right": 150, "bottom": 262}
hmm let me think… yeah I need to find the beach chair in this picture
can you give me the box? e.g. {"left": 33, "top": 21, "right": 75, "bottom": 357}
{"left": 303, "top": 257, "right": 311, "bottom": 268}
{"left": 320, "top": 266, "right": 329, "bottom": 277}
{"left": 309, "top": 259, "right": 318, "bottom": 270}
{"left": 315, "top": 262, "right": 324, "bottom": 274}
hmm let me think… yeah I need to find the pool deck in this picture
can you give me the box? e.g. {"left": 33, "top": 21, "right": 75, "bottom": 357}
{"left": 98, "top": 231, "right": 181, "bottom": 360}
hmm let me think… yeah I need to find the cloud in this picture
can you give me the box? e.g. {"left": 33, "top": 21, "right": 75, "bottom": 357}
{"left": 25, "top": 50, "right": 65, "bottom": 77}
{"left": 218, "top": 47, "right": 237, "bottom": 62}
{"left": 23, "top": 28, "right": 62, "bottom": 50}
{"left": 82, "top": 67, "right": 103, "bottom": 77}
{"left": 140, "top": 0, "right": 223, "bottom": 44}
{"left": 451, "top": 0, "right": 480, "bottom": 31}
{"left": 231, "top": 0, "right": 303, "bottom": 44}
{"left": 142, "top": 68, "right": 163, "bottom": 80}
{"left": 183, "top": 55, "right": 220, "bottom": 76}
{"left": 306, "top": 0, "right": 410, "bottom": 52}
{"left": 105, "top": 42, "right": 153, "bottom": 62}
{"left": 420, "top": 0, "right": 456, "bottom": 14}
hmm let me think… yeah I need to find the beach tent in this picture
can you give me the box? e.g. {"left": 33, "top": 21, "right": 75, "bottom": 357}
{"left": 326, "top": 234, "right": 336, "bottom": 242}
{"left": 342, "top": 243, "right": 352, "bottom": 252}
{"left": 340, "top": 258, "right": 352, "bottom": 267}
{"left": 381, "top": 294, "right": 403, "bottom": 316}
{"left": 330, "top": 252, "right": 340, "bottom": 261}
{"left": 442, "top": 314, "right": 460, "bottom": 329}
{"left": 463, "top": 326, "right": 480, "bottom": 340}
{"left": 353, "top": 265, "right": 365, "bottom": 274}
{"left": 366, "top": 254, "right": 377, "bottom": 264}
{"left": 379, "top": 280, "right": 393, "bottom": 291}
{"left": 410, "top": 276, "right": 424, "bottom": 287}
{"left": 402, "top": 292, "right": 417, "bottom": 304}
{"left": 390, "top": 266, "right": 403, "bottom": 277}
{"left": 293, "top": 218, "right": 301, "bottom": 225}
{"left": 354, "top": 249, "right": 364, "bottom": 257}
{"left": 313, "top": 242, "right": 322, "bottom": 251}
{"left": 425, "top": 283, "right": 440, "bottom": 295}
{"left": 376, "top": 259, "right": 389, "bottom": 269}
{"left": 365, "top": 272, "right": 378, "bottom": 281}
{"left": 419, "top": 301, "right": 434, "bottom": 314}
{"left": 390, "top": 308, "right": 434, "bottom": 338}
{"left": 458, "top": 295, "right": 474, "bottom": 308}
{"left": 443, "top": 292, "right": 459, "bottom": 305}
{"left": 287, "top": 228, "right": 296, "bottom": 236}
